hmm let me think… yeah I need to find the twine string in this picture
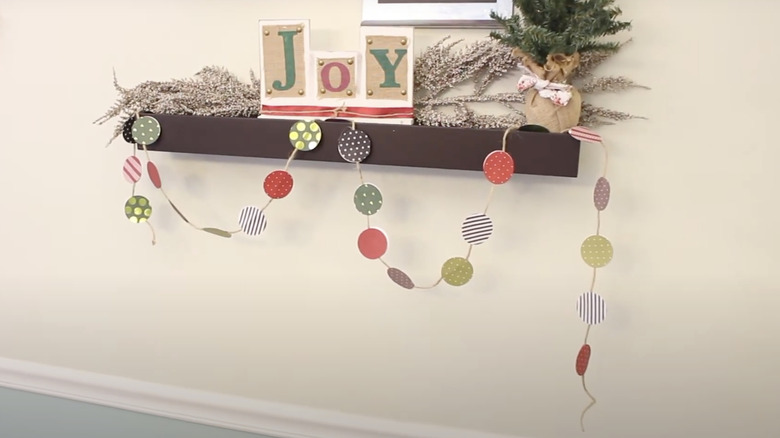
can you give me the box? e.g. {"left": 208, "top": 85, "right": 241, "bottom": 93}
{"left": 580, "top": 375, "right": 597, "bottom": 432}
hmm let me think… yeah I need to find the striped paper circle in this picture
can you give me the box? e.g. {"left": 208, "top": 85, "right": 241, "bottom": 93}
{"left": 569, "top": 126, "right": 603, "bottom": 143}
{"left": 461, "top": 213, "right": 493, "bottom": 245}
{"left": 576, "top": 291, "right": 607, "bottom": 325}
{"left": 122, "top": 156, "right": 142, "bottom": 183}
{"left": 238, "top": 206, "right": 267, "bottom": 236}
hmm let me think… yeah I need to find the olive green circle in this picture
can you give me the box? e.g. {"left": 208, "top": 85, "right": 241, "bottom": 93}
{"left": 353, "top": 183, "right": 383, "bottom": 215}
{"left": 441, "top": 257, "right": 474, "bottom": 287}
{"left": 581, "top": 235, "right": 613, "bottom": 268}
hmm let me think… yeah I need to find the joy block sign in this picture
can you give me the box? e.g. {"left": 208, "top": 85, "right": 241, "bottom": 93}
{"left": 259, "top": 20, "right": 414, "bottom": 124}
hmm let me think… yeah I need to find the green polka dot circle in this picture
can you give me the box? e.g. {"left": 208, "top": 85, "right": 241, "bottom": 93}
{"left": 131, "top": 116, "right": 162, "bottom": 146}
{"left": 124, "top": 195, "right": 152, "bottom": 223}
{"left": 441, "top": 257, "right": 473, "bottom": 286}
{"left": 289, "top": 120, "right": 322, "bottom": 151}
{"left": 353, "top": 183, "right": 383, "bottom": 215}
{"left": 581, "top": 235, "right": 613, "bottom": 268}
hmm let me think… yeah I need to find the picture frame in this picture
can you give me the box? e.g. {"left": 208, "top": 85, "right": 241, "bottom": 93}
{"left": 361, "top": 0, "right": 514, "bottom": 28}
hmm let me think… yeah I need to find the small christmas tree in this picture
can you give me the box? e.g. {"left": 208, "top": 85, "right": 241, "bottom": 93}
{"left": 490, "top": 0, "right": 631, "bottom": 67}
{"left": 489, "top": 0, "right": 632, "bottom": 132}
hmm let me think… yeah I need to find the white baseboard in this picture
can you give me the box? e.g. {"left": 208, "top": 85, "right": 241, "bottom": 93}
{"left": 0, "top": 356, "right": 528, "bottom": 438}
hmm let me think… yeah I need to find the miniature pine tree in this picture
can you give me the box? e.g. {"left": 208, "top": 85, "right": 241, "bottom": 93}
{"left": 490, "top": 0, "right": 631, "bottom": 67}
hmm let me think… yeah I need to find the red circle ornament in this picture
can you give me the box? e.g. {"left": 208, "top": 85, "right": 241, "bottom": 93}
{"left": 483, "top": 150, "right": 514, "bottom": 184}
{"left": 358, "top": 228, "right": 388, "bottom": 259}
{"left": 263, "top": 170, "right": 294, "bottom": 199}
{"left": 147, "top": 161, "right": 162, "bottom": 189}
{"left": 576, "top": 344, "right": 591, "bottom": 376}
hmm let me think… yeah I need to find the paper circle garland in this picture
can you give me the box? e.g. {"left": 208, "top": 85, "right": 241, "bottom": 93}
{"left": 387, "top": 268, "right": 415, "bottom": 289}
{"left": 147, "top": 161, "right": 162, "bottom": 189}
{"left": 131, "top": 116, "right": 161, "bottom": 146}
{"left": 238, "top": 206, "right": 268, "bottom": 236}
{"left": 122, "top": 116, "right": 136, "bottom": 144}
{"left": 264, "top": 170, "right": 294, "bottom": 199}
{"left": 461, "top": 213, "right": 493, "bottom": 245}
{"left": 594, "top": 177, "right": 610, "bottom": 211}
{"left": 337, "top": 129, "right": 372, "bottom": 163}
{"left": 581, "top": 235, "right": 613, "bottom": 268}
{"left": 577, "top": 291, "right": 606, "bottom": 325}
{"left": 289, "top": 120, "right": 322, "bottom": 151}
{"left": 125, "top": 195, "right": 152, "bottom": 223}
{"left": 358, "top": 228, "right": 388, "bottom": 259}
{"left": 483, "top": 150, "right": 515, "bottom": 184}
{"left": 353, "top": 183, "right": 383, "bottom": 215}
{"left": 122, "top": 156, "right": 142, "bottom": 183}
{"left": 441, "top": 257, "right": 474, "bottom": 286}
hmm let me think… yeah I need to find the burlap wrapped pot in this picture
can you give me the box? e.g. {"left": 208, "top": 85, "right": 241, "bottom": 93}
{"left": 515, "top": 50, "right": 582, "bottom": 133}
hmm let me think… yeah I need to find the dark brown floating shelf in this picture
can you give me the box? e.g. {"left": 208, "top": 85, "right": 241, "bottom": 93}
{"left": 140, "top": 113, "right": 581, "bottom": 178}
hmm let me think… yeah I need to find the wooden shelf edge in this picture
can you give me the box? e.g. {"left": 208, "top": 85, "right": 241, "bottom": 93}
{"left": 140, "top": 113, "right": 581, "bottom": 178}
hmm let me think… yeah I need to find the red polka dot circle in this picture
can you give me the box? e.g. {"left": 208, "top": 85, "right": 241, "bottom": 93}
{"left": 483, "top": 151, "right": 515, "bottom": 184}
{"left": 263, "top": 170, "right": 294, "bottom": 199}
{"left": 358, "top": 228, "right": 388, "bottom": 259}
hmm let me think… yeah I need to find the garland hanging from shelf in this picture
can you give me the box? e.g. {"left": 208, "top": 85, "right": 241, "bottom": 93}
{"left": 119, "top": 114, "right": 322, "bottom": 242}
{"left": 336, "top": 122, "right": 516, "bottom": 289}
{"left": 568, "top": 125, "right": 612, "bottom": 432}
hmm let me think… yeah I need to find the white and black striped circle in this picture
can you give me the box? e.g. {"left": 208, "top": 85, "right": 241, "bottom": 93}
{"left": 461, "top": 213, "right": 493, "bottom": 245}
{"left": 238, "top": 206, "right": 267, "bottom": 236}
{"left": 576, "top": 291, "right": 607, "bottom": 325}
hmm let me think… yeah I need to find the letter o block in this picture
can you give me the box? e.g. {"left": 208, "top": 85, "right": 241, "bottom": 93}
{"left": 316, "top": 57, "right": 356, "bottom": 99}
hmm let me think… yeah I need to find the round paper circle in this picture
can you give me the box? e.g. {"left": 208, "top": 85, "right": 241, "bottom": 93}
{"left": 147, "top": 161, "right": 162, "bottom": 189}
{"left": 238, "top": 206, "right": 268, "bottom": 236}
{"left": 594, "top": 177, "right": 611, "bottom": 211}
{"left": 483, "top": 150, "right": 514, "bottom": 184}
{"left": 122, "top": 156, "right": 142, "bottom": 183}
{"left": 337, "top": 129, "right": 372, "bottom": 163}
{"left": 289, "top": 120, "right": 322, "bottom": 151}
{"left": 358, "top": 228, "right": 388, "bottom": 259}
{"left": 131, "top": 116, "right": 161, "bottom": 146}
{"left": 122, "top": 116, "right": 136, "bottom": 144}
{"left": 387, "top": 267, "right": 415, "bottom": 289}
{"left": 124, "top": 195, "right": 152, "bottom": 223}
{"left": 577, "top": 291, "right": 607, "bottom": 325}
{"left": 441, "top": 257, "right": 474, "bottom": 286}
{"left": 581, "top": 235, "right": 613, "bottom": 268}
{"left": 354, "top": 183, "right": 383, "bottom": 215}
{"left": 264, "top": 170, "right": 294, "bottom": 199}
{"left": 461, "top": 213, "right": 493, "bottom": 245}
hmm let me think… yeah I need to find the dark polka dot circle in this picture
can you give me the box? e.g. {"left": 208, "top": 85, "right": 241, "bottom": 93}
{"left": 337, "top": 129, "right": 372, "bottom": 163}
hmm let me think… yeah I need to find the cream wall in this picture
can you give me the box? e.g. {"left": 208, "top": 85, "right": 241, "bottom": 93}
{"left": 1, "top": 1, "right": 779, "bottom": 437}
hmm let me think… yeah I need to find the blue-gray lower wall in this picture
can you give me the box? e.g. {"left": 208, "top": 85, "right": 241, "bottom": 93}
{"left": 0, "top": 386, "right": 276, "bottom": 438}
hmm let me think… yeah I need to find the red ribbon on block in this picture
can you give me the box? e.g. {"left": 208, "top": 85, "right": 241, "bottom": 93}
{"left": 261, "top": 104, "right": 414, "bottom": 119}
